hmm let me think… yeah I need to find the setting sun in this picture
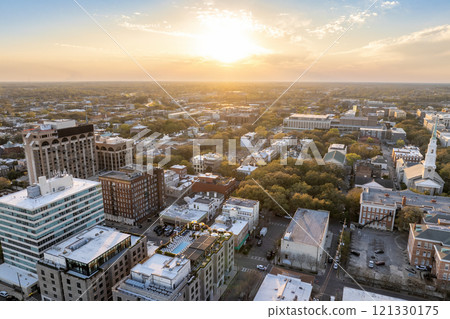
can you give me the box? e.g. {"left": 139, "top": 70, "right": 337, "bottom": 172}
{"left": 195, "top": 11, "right": 270, "bottom": 64}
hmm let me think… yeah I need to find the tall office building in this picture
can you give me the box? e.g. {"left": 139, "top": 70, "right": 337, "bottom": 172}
{"left": 99, "top": 167, "right": 165, "bottom": 225}
{"left": 0, "top": 174, "right": 104, "bottom": 273}
{"left": 95, "top": 135, "right": 134, "bottom": 172}
{"left": 23, "top": 120, "right": 98, "bottom": 184}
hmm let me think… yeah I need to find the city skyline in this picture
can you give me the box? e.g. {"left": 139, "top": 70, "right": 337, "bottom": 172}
{"left": 2, "top": 0, "right": 450, "bottom": 83}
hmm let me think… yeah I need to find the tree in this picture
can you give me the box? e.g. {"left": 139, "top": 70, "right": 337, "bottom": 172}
{"left": 255, "top": 126, "right": 269, "bottom": 138}
{"left": 396, "top": 206, "right": 423, "bottom": 231}
{"left": 396, "top": 139, "right": 405, "bottom": 147}
{"left": 346, "top": 153, "right": 362, "bottom": 167}
{"left": 0, "top": 177, "right": 11, "bottom": 190}
{"left": 345, "top": 188, "right": 363, "bottom": 221}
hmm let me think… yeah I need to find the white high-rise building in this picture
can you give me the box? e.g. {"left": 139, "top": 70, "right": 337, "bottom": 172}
{"left": 0, "top": 174, "right": 104, "bottom": 273}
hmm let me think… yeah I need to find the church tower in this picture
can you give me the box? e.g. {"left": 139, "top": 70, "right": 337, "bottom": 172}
{"left": 423, "top": 117, "right": 438, "bottom": 179}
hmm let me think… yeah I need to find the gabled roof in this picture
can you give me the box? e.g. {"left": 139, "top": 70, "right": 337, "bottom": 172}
{"left": 323, "top": 150, "right": 346, "bottom": 165}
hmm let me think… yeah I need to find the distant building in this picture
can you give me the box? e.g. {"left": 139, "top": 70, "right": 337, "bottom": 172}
{"left": 113, "top": 222, "right": 235, "bottom": 301}
{"left": 23, "top": 120, "right": 98, "bottom": 184}
{"left": 37, "top": 226, "right": 147, "bottom": 301}
{"left": 391, "top": 146, "right": 423, "bottom": 167}
{"left": 236, "top": 164, "right": 258, "bottom": 176}
{"left": 192, "top": 153, "right": 222, "bottom": 173}
{"left": 99, "top": 168, "right": 165, "bottom": 225}
{"left": 254, "top": 273, "right": 312, "bottom": 301}
{"left": 280, "top": 208, "right": 330, "bottom": 272}
{"left": 283, "top": 114, "right": 333, "bottom": 131}
{"left": 0, "top": 174, "right": 104, "bottom": 273}
{"left": 191, "top": 173, "right": 237, "bottom": 197}
{"left": 95, "top": 135, "right": 134, "bottom": 171}
{"left": 328, "top": 144, "right": 347, "bottom": 155}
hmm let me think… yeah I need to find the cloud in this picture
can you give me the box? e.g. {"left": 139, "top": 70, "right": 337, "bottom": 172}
{"left": 381, "top": 1, "right": 400, "bottom": 9}
{"left": 119, "top": 21, "right": 197, "bottom": 38}
{"left": 307, "top": 11, "right": 378, "bottom": 39}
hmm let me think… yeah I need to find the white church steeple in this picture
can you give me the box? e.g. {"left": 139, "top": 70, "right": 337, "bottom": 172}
{"left": 423, "top": 117, "right": 438, "bottom": 178}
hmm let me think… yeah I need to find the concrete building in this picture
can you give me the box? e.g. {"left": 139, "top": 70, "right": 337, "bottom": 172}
{"left": 0, "top": 174, "right": 104, "bottom": 273}
{"left": 221, "top": 197, "right": 260, "bottom": 231}
{"left": 113, "top": 222, "right": 235, "bottom": 301}
{"left": 283, "top": 114, "right": 333, "bottom": 131}
{"left": 36, "top": 226, "right": 147, "bottom": 301}
{"left": 359, "top": 188, "right": 450, "bottom": 231}
{"left": 99, "top": 168, "right": 165, "bottom": 226}
{"left": 191, "top": 173, "right": 237, "bottom": 197}
{"left": 159, "top": 192, "right": 224, "bottom": 225}
{"left": 23, "top": 120, "right": 98, "bottom": 184}
{"left": 210, "top": 215, "right": 249, "bottom": 250}
{"left": 192, "top": 153, "right": 222, "bottom": 173}
{"left": 280, "top": 209, "right": 330, "bottom": 272}
{"left": 95, "top": 135, "right": 134, "bottom": 172}
{"left": 253, "top": 273, "right": 312, "bottom": 301}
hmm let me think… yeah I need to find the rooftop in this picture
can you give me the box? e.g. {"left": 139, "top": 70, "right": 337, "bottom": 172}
{"left": 361, "top": 188, "right": 450, "bottom": 213}
{"left": 0, "top": 263, "right": 39, "bottom": 289}
{"left": 342, "top": 287, "right": 405, "bottom": 301}
{"left": 253, "top": 274, "right": 312, "bottom": 301}
{"left": 99, "top": 170, "right": 144, "bottom": 182}
{"left": 283, "top": 209, "right": 330, "bottom": 246}
{"left": 412, "top": 224, "right": 450, "bottom": 246}
{"left": 0, "top": 176, "right": 99, "bottom": 210}
{"left": 132, "top": 254, "right": 190, "bottom": 281}
{"left": 288, "top": 114, "right": 332, "bottom": 120}
{"left": 224, "top": 197, "right": 259, "bottom": 208}
{"left": 43, "top": 226, "right": 135, "bottom": 265}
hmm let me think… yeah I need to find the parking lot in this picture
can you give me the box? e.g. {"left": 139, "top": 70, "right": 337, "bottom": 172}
{"left": 347, "top": 227, "right": 420, "bottom": 286}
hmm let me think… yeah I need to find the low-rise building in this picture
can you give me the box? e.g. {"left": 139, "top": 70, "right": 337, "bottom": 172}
{"left": 192, "top": 153, "right": 222, "bottom": 173}
{"left": 112, "top": 222, "right": 235, "bottom": 301}
{"left": 221, "top": 197, "right": 260, "bottom": 231}
{"left": 210, "top": 215, "right": 249, "bottom": 250}
{"left": 391, "top": 146, "right": 423, "bottom": 167}
{"left": 36, "top": 226, "right": 147, "bottom": 301}
{"left": 283, "top": 114, "right": 333, "bottom": 131}
{"left": 253, "top": 273, "right": 312, "bottom": 301}
{"left": 280, "top": 208, "right": 330, "bottom": 272}
{"left": 191, "top": 173, "right": 237, "bottom": 197}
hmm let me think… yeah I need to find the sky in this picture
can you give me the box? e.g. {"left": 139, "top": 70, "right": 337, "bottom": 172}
{"left": 1, "top": 0, "right": 450, "bottom": 82}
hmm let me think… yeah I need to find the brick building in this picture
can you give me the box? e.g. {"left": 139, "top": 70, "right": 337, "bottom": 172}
{"left": 191, "top": 173, "right": 237, "bottom": 197}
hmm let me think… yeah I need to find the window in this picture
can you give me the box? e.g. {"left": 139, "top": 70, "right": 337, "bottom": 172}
{"left": 443, "top": 273, "right": 447, "bottom": 280}
{"left": 417, "top": 241, "right": 422, "bottom": 247}
{"left": 416, "top": 250, "right": 420, "bottom": 255}
{"left": 67, "top": 279, "right": 71, "bottom": 284}
{"left": 41, "top": 270, "right": 45, "bottom": 276}
{"left": 77, "top": 283, "right": 81, "bottom": 288}
{"left": 50, "top": 273, "right": 54, "bottom": 279}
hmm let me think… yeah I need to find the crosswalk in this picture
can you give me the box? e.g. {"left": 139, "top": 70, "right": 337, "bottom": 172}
{"left": 269, "top": 222, "right": 287, "bottom": 227}
{"left": 249, "top": 255, "right": 266, "bottom": 262}
{"left": 241, "top": 267, "right": 258, "bottom": 273}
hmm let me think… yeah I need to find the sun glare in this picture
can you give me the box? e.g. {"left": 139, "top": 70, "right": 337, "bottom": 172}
{"left": 196, "top": 13, "right": 269, "bottom": 64}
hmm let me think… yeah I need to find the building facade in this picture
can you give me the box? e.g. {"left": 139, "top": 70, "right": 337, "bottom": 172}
{"left": 36, "top": 226, "right": 147, "bottom": 301}
{"left": 95, "top": 136, "right": 134, "bottom": 172}
{"left": 283, "top": 114, "right": 333, "bottom": 131}
{"left": 0, "top": 174, "right": 104, "bottom": 273}
{"left": 221, "top": 197, "right": 260, "bottom": 231}
{"left": 23, "top": 120, "right": 98, "bottom": 184}
{"left": 99, "top": 168, "right": 165, "bottom": 225}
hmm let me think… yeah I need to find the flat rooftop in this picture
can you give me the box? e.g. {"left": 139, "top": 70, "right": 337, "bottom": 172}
{"left": 224, "top": 197, "right": 259, "bottom": 208}
{"left": 160, "top": 205, "right": 208, "bottom": 223}
{"left": 100, "top": 170, "right": 142, "bottom": 182}
{"left": 0, "top": 263, "right": 38, "bottom": 289}
{"left": 132, "top": 254, "right": 189, "bottom": 281}
{"left": 0, "top": 178, "right": 100, "bottom": 210}
{"left": 254, "top": 274, "right": 312, "bottom": 301}
{"left": 288, "top": 114, "right": 332, "bottom": 120}
{"left": 44, "top": 226, "right": 134, "bottom": 264}
{"left": 361, "top": 188, "right": 450, "bottom": 213}
{"left": 283, "top": 209, "right": 329, "bottom": 246}
{"left": 342, "top": 287, "right": 405, "bottom": 301}
{"left": 211, "top": 219, "right": 248, "bottom": 235}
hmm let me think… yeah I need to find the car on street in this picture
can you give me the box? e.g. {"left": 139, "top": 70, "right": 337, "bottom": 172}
{"left": 374, "top": 249, "right": 384, "bottom": 254}
{"left": 368, "top": 261, "right": 374, "bottom": 268}
{"left": 333, "top": 263, "right": 338, "bottom": 270}
{"left": 257, "top": 239, "right": 263, "bottom": 247}
{"left": 416, "top": 265, "right": 427, "bottom": 271}
{"left": 256, "top": 265, "right": 267, "bottom": 271}
{"left": 0, "top": 291, "right": 8, "bottom": 297}
{"left": 350, "top": 250, "right": 360, "bottom": 256}
{"left": 375, "top": 261, "right": 385, "bottom": 266}
{"left": 405, "top": 267, "right": 417, "bottom": 274}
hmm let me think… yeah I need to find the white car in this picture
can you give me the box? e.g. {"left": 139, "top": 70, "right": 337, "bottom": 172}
{"left": 333, "top": 263, "right": 338, "bottom": 270}
{"left": 368, "top": 261, "right": 374, "bottom": 268}
{"left": 256, "top": 265, "right": 267, "bottom": 271}
{"left": 0, "top": 291, "right": 8, "bottom": 297}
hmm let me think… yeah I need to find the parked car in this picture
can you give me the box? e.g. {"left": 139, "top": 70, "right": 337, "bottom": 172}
{"left": 374, "top": 249, "right": 384, "bottom": 254}
{"left": 256, "top": 265, "right": 267, "bottom": 271}
{"left": 328, "top": 256, "right": 333, "bottom": 263}
{"left": 368, "top": 261, "right": 374, "bottom": 268}
{"left": 416, "top": 265, "right": 427, "bottom": 271}
{"left": 333, "top": 263, "right": 338, "bottom": 270}
{"left": 405, "top": 267, "right": 417, "bottom": 274}
{"left": 257, "top": 239, "right": 263, "bottom": 247}
{"left": 0, "top": 291, "right": 8, "bottom": 298}
{"left": 350, "top": 250, "right": 360, "bottom": 256}
{"left": 375, "top": 261, "right": 385, "bottom": 266}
